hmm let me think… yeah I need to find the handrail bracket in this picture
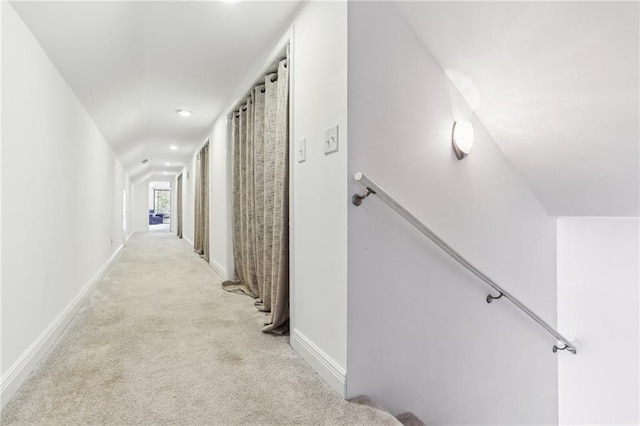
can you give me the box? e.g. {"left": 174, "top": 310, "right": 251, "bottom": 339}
{"left": 553, "top": 344, "right": 577, "bottom": 354}
{"left": 486, "top": 292, "right": 504, "bottom": 303}
{"left": 352, "top": 187, "right": 376, "bottom": 206}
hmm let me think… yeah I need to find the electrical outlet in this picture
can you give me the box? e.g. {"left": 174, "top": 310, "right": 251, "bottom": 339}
{"left": 324, "top": 125, "right": 339, "bottom": 154}
{"left": 297, "top": 137, "right": 307, "bottom": 163}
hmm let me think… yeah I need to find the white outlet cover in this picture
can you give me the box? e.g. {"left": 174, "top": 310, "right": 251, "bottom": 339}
{"left": 324, "top": 125, "right": 339, "bottom": 154}
{"left": 297, "top": 137, "right": 307, "bottom": 163}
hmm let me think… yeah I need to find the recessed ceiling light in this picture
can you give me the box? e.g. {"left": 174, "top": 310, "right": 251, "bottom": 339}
{"left": 177, "top": 110, "right": 192, "bottom": 117}
{"left": 165, "top": 162, "right": 171, "bottom": 166}
{"left": 163, "top": 171, "right": 168, "bottom": 175}
{"left": 169, "top": 145, "right": 178, "bottom": 150}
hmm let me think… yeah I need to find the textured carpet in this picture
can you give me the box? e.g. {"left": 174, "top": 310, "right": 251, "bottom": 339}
{"left": 1, "top": 232, "right": 400, "bottom": 426}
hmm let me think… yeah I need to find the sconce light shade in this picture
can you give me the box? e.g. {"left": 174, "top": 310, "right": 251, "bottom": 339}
{"left": 452, "top": 121, "right": 474, "bottom": 160}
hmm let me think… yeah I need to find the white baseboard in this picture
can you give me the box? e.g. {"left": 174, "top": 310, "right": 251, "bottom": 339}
{"left": 0, "top": 244, "right": 125, "bottom": 411}
{"left": 208, "top": 258, "right": 227, "bottom": 280}
{"left": 183, "top": 236, "right": 193, "bottom": 246}
{"left": 291, "top": 328, "right": 346, "bottom": 397}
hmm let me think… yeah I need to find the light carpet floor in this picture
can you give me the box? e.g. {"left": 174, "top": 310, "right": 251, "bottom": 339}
{"left": 1, "top": 232, "right": 400, "bottom": 426}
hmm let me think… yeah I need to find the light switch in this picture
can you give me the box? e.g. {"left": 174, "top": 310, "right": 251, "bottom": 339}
{"left": 297, "top": 137, "right": 306, "bottom": 162}
{"left": 324, "top": 125, "right": 339, "bottom": 154}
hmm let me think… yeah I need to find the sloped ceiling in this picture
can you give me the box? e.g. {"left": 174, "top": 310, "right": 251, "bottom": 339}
{"left": 397, "top": 1, "right": 639, "bottom": 216}
{"left": 9, "top": 1, "right": 639, "bottom": 216}
{"left": 10, "top": 0, "right": 301, "bottom": 183}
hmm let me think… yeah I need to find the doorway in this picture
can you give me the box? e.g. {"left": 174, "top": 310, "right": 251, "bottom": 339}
{"left": 149, "top": 181, "right": 171, "bottom": 232}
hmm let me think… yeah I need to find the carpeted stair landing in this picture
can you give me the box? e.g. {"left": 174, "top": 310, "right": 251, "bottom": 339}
{"left": 1, "top": 232, "right": 410, "bottom": 425}
{"left": 350, "top": 396, "right": 426, "bottom": 426}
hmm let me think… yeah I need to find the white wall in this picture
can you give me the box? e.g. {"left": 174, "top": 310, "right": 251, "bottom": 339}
{"left": 557, "top": 218, "right": 639, "bottom": 425}
{"left": 132, "top": 180, "right": 148, "bottom": 233}
{"left": 1, "top": 3, "right": 131, "bottom": 408}
{"left": 207, "top": 119, "right": 233, "bottom": 279}
{"left": 288, "top": 1, "right": 348, "bottom": 394}
{"left": 347, "top": 2, "right": 559, "bottom": 424}
{"left": 0, "top": 0, "right": 5, "bottom": 386}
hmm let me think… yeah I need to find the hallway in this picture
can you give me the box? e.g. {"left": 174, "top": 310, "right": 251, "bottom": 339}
{"left": 2, "top": 1, "right": 638, "bottom": 424}
{"left": 0, "top": 233, "right": 398, "bottom": 425}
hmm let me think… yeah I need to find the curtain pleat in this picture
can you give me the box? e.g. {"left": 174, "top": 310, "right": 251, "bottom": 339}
{"left": 263, "top": 59, "right": 289, "bottom": 333}
{"left": 245, "top": 95, "right": 259, "bottom": 294}
{"left": 223, "top": 58, "right": 290, "bottom": 334}
{"left": 232, "top": 104, "right": 259, "bottom": 296}
{"left": 229, "top": 116, "right": 246, "bottom": 286}
{"left": 253, "top": 85, "right": 267, "bottom": 310}
{"left": 194, "top": 142, "right": 210, "bottom": 261}
{"left": 194, "top": 152, "right": 203, "bottom": 253}
{"left": 201, "top": 143, "right": 210, "bottom": 262}
{"left": 238, "top": 107, "right": 249, "bottom": 286}
{"left": 177, "top": 173, "right": 183, "bottom": 238}
{"left": 261, "top": 73, "right": 278, "bottom": 313}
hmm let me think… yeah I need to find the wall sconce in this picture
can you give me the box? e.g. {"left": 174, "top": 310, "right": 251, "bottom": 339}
{"left": 452, "top": 121, "right": 474, "bottom": 160}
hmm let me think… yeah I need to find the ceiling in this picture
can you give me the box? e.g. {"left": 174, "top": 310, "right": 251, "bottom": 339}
{"left": 9, "top": 1, "right": 639, "bottom": 216}
{"left": 397, "top": 1, "right": 639, "bottom": 216}
{"left": 10, "top": 0, "right": 301, "bottom": 184}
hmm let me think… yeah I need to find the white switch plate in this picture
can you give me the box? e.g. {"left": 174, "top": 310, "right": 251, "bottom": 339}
{"left": 297, "top": 137, "right": 306, "bottom": 163}
{"left": 324, "top": 125, "right": 339, "bottom": 154}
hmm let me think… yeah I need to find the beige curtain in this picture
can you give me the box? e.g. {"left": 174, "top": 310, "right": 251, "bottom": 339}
{"left": 266, "top": 59, "right": 289, "bottom": 333}
{"left": 253, "top": 83, "right": 267, "bottom": 310}
{"left": 223, "top": 58, "right": 289, "bottom": 334}
{"left": 230, "top": 116, "right": 245, "bottom": 288}
{"left": 194, "top": 142, "right": 209, "bottom": 261}
{"left": 177, "top": 173, "right": 183, "bottom": 239}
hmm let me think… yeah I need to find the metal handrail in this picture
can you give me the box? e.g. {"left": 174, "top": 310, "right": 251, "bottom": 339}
{"left": 352, "top": 172, "right": 577, "bottom": 354}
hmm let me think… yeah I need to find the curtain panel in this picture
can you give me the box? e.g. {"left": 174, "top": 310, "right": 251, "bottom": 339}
{"left": 177, "top": 173, "right": 183, "bottom": 239}
{"left": 194, "top": 142, "right": 210, "bottom": 261}
{"left": 223, "top": 58, "right": 289, "bottom": 334}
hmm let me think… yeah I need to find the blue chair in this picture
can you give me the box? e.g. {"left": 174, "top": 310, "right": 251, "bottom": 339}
{"left": 149, "top": 211, "right": 163, "bottom": 225}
